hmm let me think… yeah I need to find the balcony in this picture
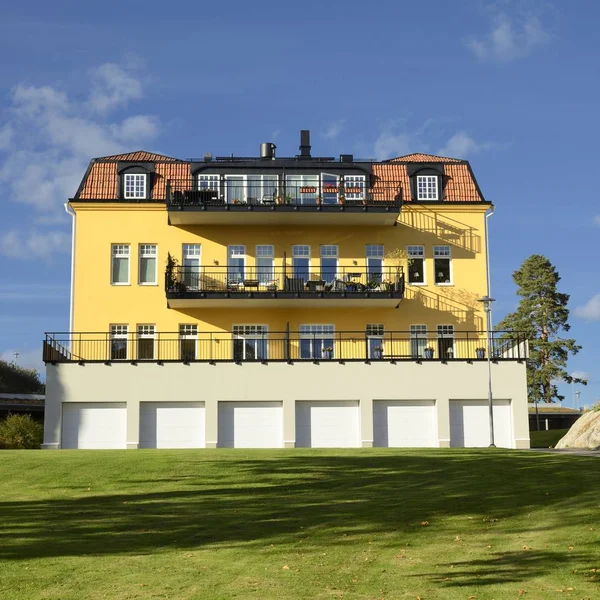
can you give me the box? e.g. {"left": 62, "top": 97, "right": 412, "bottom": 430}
{"left": 43, "top": 331, "right": 528, "bottom": 364}
{"left": 166, "top": 179, "right": 402, "bottom": 226}
{"left": 165, "top": 265, "right": 405, "bottom": 308}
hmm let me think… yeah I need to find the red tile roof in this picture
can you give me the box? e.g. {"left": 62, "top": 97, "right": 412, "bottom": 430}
{"left": 74, "top": 151, "right": 484, "bottom": 202}
{"left": 387, "top": 153, "right": 463, "bottom": 163}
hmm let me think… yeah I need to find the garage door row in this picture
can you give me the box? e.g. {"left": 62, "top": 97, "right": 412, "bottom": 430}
{"left": 60, "top": 400, "right": 513, "bottom": 449}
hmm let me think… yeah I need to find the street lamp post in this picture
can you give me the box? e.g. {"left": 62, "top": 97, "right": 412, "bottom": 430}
{"left": 478, "top": 295, "right": 496, "bottom": 448}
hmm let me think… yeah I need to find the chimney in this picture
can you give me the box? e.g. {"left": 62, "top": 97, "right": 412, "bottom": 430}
{"left": 299, "top": 129, "right": 311, "bottom": 159}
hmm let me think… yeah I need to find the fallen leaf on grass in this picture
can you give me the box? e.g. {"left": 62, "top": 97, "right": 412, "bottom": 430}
{"left": 522, "top": 546, "right": 531, "bottom": 551}
{"left": 420, "top": 521, "right": 429, "bottom": 526}
{"left": 282, "top": 565, "right": 290, "bottom": 570}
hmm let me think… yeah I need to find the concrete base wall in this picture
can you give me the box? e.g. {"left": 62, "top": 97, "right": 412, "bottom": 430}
{"left": 44, "top": 361, "right": 530, "bottom": 449}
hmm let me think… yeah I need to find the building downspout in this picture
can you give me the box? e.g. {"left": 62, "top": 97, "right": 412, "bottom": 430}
{"left": 65, "top": 203, "right": 76, "bottom": 334}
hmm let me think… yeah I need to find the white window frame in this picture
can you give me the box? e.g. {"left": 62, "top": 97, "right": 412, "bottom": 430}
{"left": 366, "top": 323, "right": 384, "bottom": 359}
{"left": 137, "top": 324, "right": 155, "bottom": 360}
{"left": 232, "top": 324, "right": 269, "bottom": 361}
{"left": 410, "top": 324, "right": 428, "bottom": 358}
{"left": 110, "top": 324, "right": 128, "bottom": 360}
{"left": 407, "top": 245, "right": 426, "bottom": 286}
{"left": 224, "top": 174, "right": 279, "bottom": 205}
{"left": 256, "top": 245, "right": 275, "bottom": 284}
{"left": 417, "top": 175, "right": 438, "bottom": 201}
{"left": 197, "top": 174, "right": 220, "bottom": 191}
{"left": 124, "top": 173, "right": 147, "bottom": 200}
{"left": 182, "top": 244, "right": 202, "bottom": 290}
{"left": 320, "top": 245, "right": 338, "bottom": 282}
{"left": 437, "top": 324, "right": 455, "bottom": 360}
{"left": 366, "top": 244, "right": 384, "bottom": 285}
{"left": 433, "top": 245, "right": 453, "bottom": 286}
{"left": 292, "top": 245, "right": 311, "bottom": 281}
{"left": 179, "top": 324, "right": 198, "bottom": 361}
{"left": 344, "top": 175, "right": 366, "bottom": 201}
{"left": 228, "top": 245, "right": 246, "bottom": 284}
{"left": 138, "top": 244, "right": 157, "bottom": 285}
{"left": 111, "top": 244, "right": 130, "bottom": 285}
{"left": 299, "top": 324, "right": 335, "bottom": 359}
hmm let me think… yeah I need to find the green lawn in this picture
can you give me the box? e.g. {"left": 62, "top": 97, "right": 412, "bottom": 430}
{"left": 1, "top": 450, "right": 599, "bottom": 600}
{"left": 530, "top": 428, "right": 570, "bottom": 448}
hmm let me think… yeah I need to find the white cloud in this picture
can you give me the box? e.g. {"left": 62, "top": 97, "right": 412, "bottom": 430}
{"left": 0, "top": 283, "right": 69, "bottom": 302}
{"left": 593, "top": 215, "right": 600, "bottom": 226}
{"left": 571, "top": 371, "right": 591, "bottom": 382}
{"left": 465, "top": 13, "right": 551, "bottom": 62}
{"left": 87, "top": 62, "right": 143, "bottom": 114}
{"left": 0, "top": 61, "right": 160, "bottom": 214}
{"left": 0, "top": 229, "right": 71, "bottom": 260}
{"left": 574, "top": 294, "right": 600, "bottom": 321}
{"left": 437, "top": 131, "right": 499, "bottom": 159}
{"left": 373, "top": 131, "right": 413, "bottom": 160}
{"left": 323, "top": 120, "right": 345, "bottom": 140}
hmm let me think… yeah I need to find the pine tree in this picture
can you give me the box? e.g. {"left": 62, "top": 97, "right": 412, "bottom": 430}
{"left": 495, "top": 254, "right": 586, "bottom": 403}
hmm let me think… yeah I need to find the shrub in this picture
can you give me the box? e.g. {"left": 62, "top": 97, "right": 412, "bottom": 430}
{"left": 0, "top": 414, "right": 43, "bottom": 449}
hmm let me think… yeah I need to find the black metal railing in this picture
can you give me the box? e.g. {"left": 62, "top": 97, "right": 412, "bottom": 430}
{"left": 165, "top": 265, "right": 405, "bottom": 296}
{"left": 166, "top": 179, "right": 402, "bottom": 208}
{"left": 43, "top": 331, "right": 528, "bottom": 364}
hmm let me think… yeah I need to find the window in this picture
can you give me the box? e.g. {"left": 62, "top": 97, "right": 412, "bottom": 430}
{"left": 299, "top": 325, "right": 335, "bottom": 359}
{"left": 256, "top": 245, "right": 274, "bottom": 285}
{"left": 437, "top": 325, "right": 455, "bottom": 359}
{"left": 320, "top": 245, "right": 338, "bottom": 284}
{"left": 345, "top": 175, "right": 366, "bottom": 202}
{"left": 225, "top": 175, "right": 278, "bottom": 204}
{"left": 293, "top": 245, "right": 310, "bottom": 283}
{"left": 138, "top": 244, "right": 157, "bottom": 285}
{"left": 366, "top": 244, "right": 384, "bottom": 285}
{"left": 124, "top": 173, "right": 147, "bottom": 200}
{"left": 111, "top": 244, "right": 130, "bottom": 285}
{"left": 321, "top": 173, "right": 338, "bottom": 205}
{"left": 433, "top": 246, "right": 452, "bottom": 285}
{"left": 366, "top": 323, "right": 384, "bottom": 359}
{"left": 228, "top": 245, "right": 245, "bottom": 284}
{"left": 233, "top": 325, "right": 268, "bottom": 361}
{"left": 417, "top": 175, "right": 438, "bottom": 200}
{"left": 182, "top": 244, "right": 201, "bottom": 290}
{"left": 110, "top": 325, "right": 128, "bottom": 360}
{"left": 198, "top": 175, "right": 219, "bottom": 191}
{"left": 179, "top": 324, "right": 197, "bottom": 361}
{"left": 410, "top": 324, "right": 428, "bottom": 358}
{"left": 407, "top": 245, "right": 425, "bottom": 285}
{"left": 137, "top": 325, "right": 155, "bottom": 360}
{"left": 286, "top": 174, "right": 319, "bottom": 205}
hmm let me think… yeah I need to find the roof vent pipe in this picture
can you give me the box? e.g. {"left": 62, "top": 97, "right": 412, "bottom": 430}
{"left": 299, "top": 129, "right": 311, "bottom": 159}
{"left": 260, "top": 142, "right": 276, "bottom": 160}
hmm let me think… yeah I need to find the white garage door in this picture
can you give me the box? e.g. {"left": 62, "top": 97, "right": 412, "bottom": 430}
{"left": 218, "top": 402, "right": 283, "bottom": 448}
{"left": 296, "top": 401, "right": 360, "bottom": 448}
{"left": 139, "top": 402, "right": 205, "bottom": 449}
{"left": 373, "top": 400, "right": 437, "bottom": 447}
{"left": 450, "top": 400, "right": 512, "bottom": 448}
{"left": 61, "top": 402, "right": 126, "bottom": 449}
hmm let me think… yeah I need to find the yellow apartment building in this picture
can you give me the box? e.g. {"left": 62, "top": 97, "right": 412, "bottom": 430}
{"left": 42, "top": 131, "right": 529, "bottom": 450}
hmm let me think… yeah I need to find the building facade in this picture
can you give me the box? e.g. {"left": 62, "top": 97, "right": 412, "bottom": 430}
{"left": 42, "top": 131, "right": 529, "bottom": 449}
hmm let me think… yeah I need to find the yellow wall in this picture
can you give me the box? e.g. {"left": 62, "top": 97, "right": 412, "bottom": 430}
{"left": 71, "top": 203, "right": 490, "bottom": 334}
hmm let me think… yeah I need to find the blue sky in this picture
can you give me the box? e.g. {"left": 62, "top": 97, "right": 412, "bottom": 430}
{"left": 0, "top": 0, "right": 598, "bottom": 406}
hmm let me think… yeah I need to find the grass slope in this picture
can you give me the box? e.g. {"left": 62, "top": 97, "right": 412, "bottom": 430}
{"left": 0, "top": 449, "right": 599, "bottom": 600}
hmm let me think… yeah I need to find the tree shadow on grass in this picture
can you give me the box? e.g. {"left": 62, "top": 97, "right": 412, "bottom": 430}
{"left": 1, "top": 450, "right": 599, "bottom": 586}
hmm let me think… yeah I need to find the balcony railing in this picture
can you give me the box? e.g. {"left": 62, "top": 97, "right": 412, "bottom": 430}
{"left": 43, "top": 331, "right": 528, "bottom": 364}
{"left": 166, "top": 179, "right": 402, "bottom": 209}
{"left": 165, "top": 266, "right": 405, "bottom": 297}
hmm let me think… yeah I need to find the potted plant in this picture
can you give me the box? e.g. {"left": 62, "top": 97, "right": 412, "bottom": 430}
{"left": 476, "top": 347, "right": 486, "bottom": 359}
{"left": 424, "top": 347, "right": 434, "bottom": 360}
{"left": 323, "top": 347, "right": 334, "bottom": 360}
{"left": 373, "top": 345, "right": 384, "bottom": 360}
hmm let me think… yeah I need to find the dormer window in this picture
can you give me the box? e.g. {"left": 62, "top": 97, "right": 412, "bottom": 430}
{"left": 124, "top": 173, "right": 147, "bottom": 199}
{"left": 417, "top": 175, "right": 438, "bottom": 200}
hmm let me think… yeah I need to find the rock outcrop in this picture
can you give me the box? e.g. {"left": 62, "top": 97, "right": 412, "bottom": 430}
{"left": 555, "top": 410, "right": 600, "bottom": 450}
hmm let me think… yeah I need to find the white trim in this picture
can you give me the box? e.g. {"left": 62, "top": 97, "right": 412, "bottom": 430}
{"left": 417, "top": 175, "right": 438, "bottom": 200}
{"left": 65, "top": 203, "right": 76, "bottom": 333}
{"left": 292, "top": 245, "right": 311, "bottom": 280}
{"left": 110, "top": 324, "right": 129, "bottom": 360}
{"left": 433, "top": 245, "right": 453, "bottom": 286}
{"left": 256, "top": 245, "right": 275, "bottom": 283}
{"left": 407, "top": 245, "right": 426, "bottom": 286}
{"left": 111, "top": 244, "right": 130, "bottom": 285}
{"left": 136, "top": 324, "right": 156, "bottom": 360}
{"left": 232, "top": 324, "right": 269, "bottom": 360}
{"left": 138, "top": 244, "right": 158, "bottom": 285}
{"left": 123, "top": 173, "right": 147, "bottom": 200}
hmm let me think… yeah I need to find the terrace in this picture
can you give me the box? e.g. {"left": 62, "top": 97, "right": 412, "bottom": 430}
{"left": 165, "top": 265, "right": 405, "bottom": 308}
{"left": 43, "top": 330, "right": 528, "bottom": 364}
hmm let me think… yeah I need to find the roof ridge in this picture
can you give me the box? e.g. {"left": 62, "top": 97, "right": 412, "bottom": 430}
{"left": 95, "top": 150, "right": 182, "bottom": 162}
{"left": 385, "top": 152, "right": 465, "bottom": 163}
